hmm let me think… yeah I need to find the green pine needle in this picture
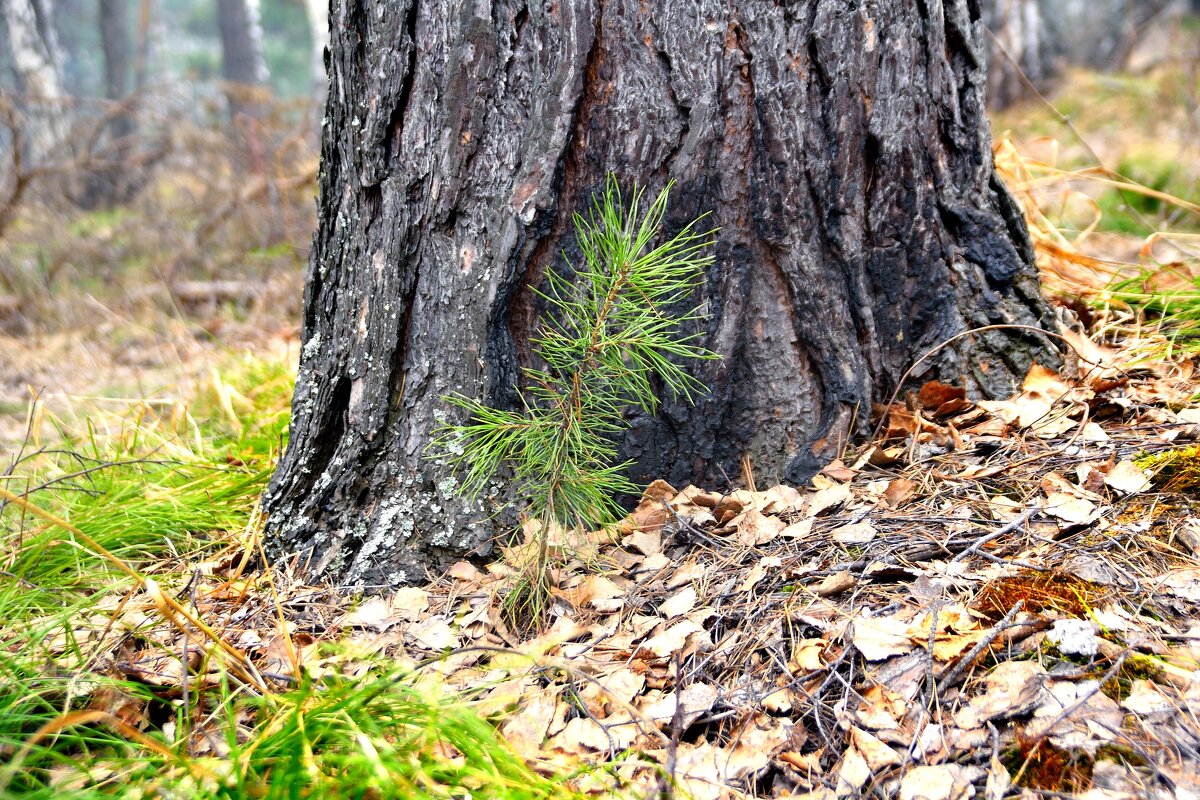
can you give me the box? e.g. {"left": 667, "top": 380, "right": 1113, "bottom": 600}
{"left": 433, "top": 176, "right": 719, "bottom": 538}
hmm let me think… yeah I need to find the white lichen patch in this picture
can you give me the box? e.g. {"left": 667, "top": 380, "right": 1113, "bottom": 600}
{"left": 302, "top": 331, "right": 323, "bottom": 360}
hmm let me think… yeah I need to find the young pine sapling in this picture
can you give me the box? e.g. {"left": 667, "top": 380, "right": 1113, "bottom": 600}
{"left": 433, "top": 177, "right": 718, "bottom": 621}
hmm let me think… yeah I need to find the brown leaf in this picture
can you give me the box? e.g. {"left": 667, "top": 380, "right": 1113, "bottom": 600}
{"left": 1103, "top": 460, "right": 1151, "bottom": 496}
{"left": 918, "top": 380, "right": 966, "bottom": 411}
{"left": 821, "top": 459, "right": 857, "bottom": 482}
{"left": 726, "top": 713, "right": 800, "bottom": 780}
{"left": 637, "top": 619, "right": 706, "bottom": 658}
{"left": 640, "top": 682, "right": 718, "bottom": 728}
{"left": 447, "top": 561, "right": 480, "bottom": 582}
{"left": 854, "top": 684, "right": 906, "bottom": 730}
{"left": 814, "top": 571, "right": 857, "bottom": 597}
{"left": 884, "top": 478, "right": 917, "bottom": 508}
{"left": 626, "top": 479, "right": 677, "bottom": 534}
{"left": 955, "top": 661, "right": 1047, "bottom": 729}
{"left": 734, "top": 508, "right": 787, "bottom": 545}
{"left": 622, "top": 529, "right": 662, "bottom": 556}
{"left": 673, "top": 485, "right": 721, "bottom": 508}
{"left": 500, "top": 690, "right": 559, "bottom": 752}
{"left": 761, "top": 484, "right": 806, "bottom": 514}
{"left": 849, "top": 726, "right": 902, "bottom": 771}
{"left": 1044, "top": 492, "right": 1100, "bottom": 525}
{"left": 552, "top": 716, "right": 613, "bottom": 755}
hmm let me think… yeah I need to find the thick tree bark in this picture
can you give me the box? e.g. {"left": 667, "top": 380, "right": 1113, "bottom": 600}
{"left": 265, "top": 0, "right": 1058, "bottom": 587}
{"left": 216, "top": 0, "right": 268, "bottom": 117}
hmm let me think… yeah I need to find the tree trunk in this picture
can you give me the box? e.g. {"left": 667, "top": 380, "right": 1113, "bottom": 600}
{"left": 216, "top": 0, "right": 268, "bottom": 118}
{"left": 132, "top": 0, "right": 158, "bottom": 92}
{"left": 2, "top": 0, "right": 66, "bottom": 158}
{"left": 265, "top": 0, "right": 1059, "bottom": 587}
{"left": 100, "top": 0, "right": 131, "bottom": 116}
{"left": 75, "top": 0, "right": 136, "bottom": 207}
{"left": 982, "top": 0, "right": 1171, "bottom": 109}
{"left": 301, "top": 0, "right": 328, "bottom": 100}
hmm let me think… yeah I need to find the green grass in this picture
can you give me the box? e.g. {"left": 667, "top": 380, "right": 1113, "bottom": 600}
{"left": 1106, "top": 268, "right": 1200, "bottom": 354}
{"left": 0, "top": 355, "right": 590, "bottom": 799}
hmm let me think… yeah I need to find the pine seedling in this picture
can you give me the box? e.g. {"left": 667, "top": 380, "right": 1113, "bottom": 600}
{"left": 434, "top": 176, "right": 718, "bottom": 624}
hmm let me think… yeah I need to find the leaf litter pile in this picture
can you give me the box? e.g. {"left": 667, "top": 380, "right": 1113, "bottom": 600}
{"left": 19, "top": 321, "right": 1200, "bottom": 800}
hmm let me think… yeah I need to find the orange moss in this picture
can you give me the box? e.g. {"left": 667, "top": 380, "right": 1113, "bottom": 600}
{"left": 1004, "top": 728, "right": 1094, "bottom": 792}
{"left": 974, "top": 570, "right": 1108, "bottom": 621}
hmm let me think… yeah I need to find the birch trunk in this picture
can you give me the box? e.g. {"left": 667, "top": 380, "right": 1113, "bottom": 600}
{"left": 2, "top": 0, "right": 66, "bottom": 158}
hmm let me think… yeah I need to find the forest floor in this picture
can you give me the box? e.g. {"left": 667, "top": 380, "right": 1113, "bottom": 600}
{"left": 3, "top": 28, "right": 1200, "bottom": 800}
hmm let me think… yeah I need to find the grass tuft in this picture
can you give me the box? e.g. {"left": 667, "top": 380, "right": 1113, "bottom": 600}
{"left": 0, "top": 355, "right": 588, "bottom": 800}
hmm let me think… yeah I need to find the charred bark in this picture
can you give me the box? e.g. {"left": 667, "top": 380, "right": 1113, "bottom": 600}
{"left": 265, "top": 0, "right": 1058, "bottom": 587}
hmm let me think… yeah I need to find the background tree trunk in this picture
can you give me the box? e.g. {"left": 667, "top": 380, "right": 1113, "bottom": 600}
{"left": 982, "top": 0, "right": 1171, "bottom": 109}
{"left": 74, "top": 0, "right": 137, "bottom": 207}
{"left": 301, "top": 0, "right": 327, "bottom": 100}
{"left": 265, "top": 0, "right": 1059, "bottom": 587}
{"left": 2, "top": 0, "right": 66, "bottom": 158}
{"left": 99, "top": 0, "right": 131, "bottom": 119}
{"left": 131, "top": 0, "right": 157, "bottom": 92}
{"left": 216, "top": 0, "right": 268, "bottom": 118}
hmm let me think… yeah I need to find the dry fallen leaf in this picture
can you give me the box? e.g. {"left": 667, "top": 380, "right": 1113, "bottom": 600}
{"left": 725, "top": 712, "right": 799, "bottom": 780}
{"left": 885, "top": 478, "right": 917, "bottom": 508}
{"left": 658, "top": 585, "right": 698, "bottom": 619}
{"left": 338, "top": 597, "right": 401, "bottom": 632}
{"left": 955, "top": 661, "right": 1047, "bottom": 729}
{"left": 406, "top": 617, "right": 458, "bottom": 651}
{"left": 500, "top": 690, "right": 559, "bottom": 752}
{"left": 853, "top": 683, "right": 907, "bottom": 731}
{"left": 781, "top": 518, "right": 814, "bottom": 539}
{"left": 789, "top": 639, "right": 827, "bottom": 672}
{"left": 622, "top": 529, "right": 662, "bottom": 556}
{"left": 899, "top": 764, "right": 984, "bottom": 800}
{"left": 814, "top": 570, "right": 857, "bottom": 597}
{"left": 1121, "top": 679, "right": 1174, "bottom": 718}
{"left": 552, "top": 716, "right": 613, "bottom": 755}
{"left": 834, "top": 743, "right": 872, "bottom": 796}
{"left": 640, "top": 682, "right": 718, "bottom": 727}
{"left": 822, "top": 459, "right": 857, "bottom": 482}
{"left": 849, "top": 726, "right": 902, "bottom": 771}
{"left": 739, "top": 556, "right": 782, "bottom": 593}
{"left": 852, "top": 616, "right": 916, "bottom": 661}
{"left": 666, "top": 560, "right": 706, "bottom": 589}
{"left": 761, "top": 484, "right": 806, "bottom": 514}
{"left": 809, "top": 481, "right": 852, "bottom": 516}
{"left": 832, "top": 520, "right": 877, "bottom": 545}
{"left": 1044, "top": 492, "right": 1101, "bottom": 525}
{"left": 1027, "top": 679, "right": 1122, "bottom": 749}
{"left": 638, "top": 619, "right": 706, "bottom": 658}
{"left": 1103, "top": 460, "right": 1152, "bottom": 495}
{"left": 734, "top": 508, "right": 787, "bottom": 545}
